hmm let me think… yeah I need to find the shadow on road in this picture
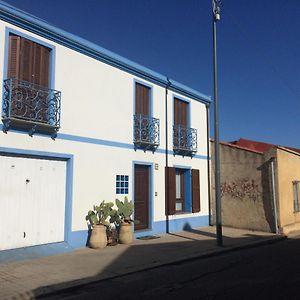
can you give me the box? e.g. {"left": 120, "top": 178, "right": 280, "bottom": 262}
{"left": 28, "top": 227, "right": 282, "bottom": 299}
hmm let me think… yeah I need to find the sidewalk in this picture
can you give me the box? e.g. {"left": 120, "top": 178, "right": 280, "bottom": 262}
{"left": 0, "top": 226, "right": 286, "bottom": 300}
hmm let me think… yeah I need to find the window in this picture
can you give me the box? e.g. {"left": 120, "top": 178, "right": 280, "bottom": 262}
{"left": 173, "top": 98, "right": 197, "bottom": 155}
{"left": 133, "top": 82, "right": 159, "bottom": 149}
{"left": 116, "top": 175, "right": 129, "bottom": 194}
{"left": 175, "top": 169, "right": 185, "bottom": 212}
{"left": 174, "top": 98, "right": 188, "bottom": 127}
{"left": 165, "top": 167, "right": 200, "bottom": 215}
{"left": 2, "top": 33, "right": 61, "bottom": 135}
{"left": 293, "top": 181, "right": 300, "bottom": 212}
{"left": 8, "top": 34, "right": 51, "bottom": 87}
{"left": 135, "top": 82, "right": 150, "bottom": 116}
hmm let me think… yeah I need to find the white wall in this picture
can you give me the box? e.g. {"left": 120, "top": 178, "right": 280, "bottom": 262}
{"left": 0, "top": 20, "right": 209, "bottom": 232}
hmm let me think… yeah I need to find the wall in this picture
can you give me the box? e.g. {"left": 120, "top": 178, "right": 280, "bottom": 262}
{"left": 0, "top": 18, "right": 210, "bottom": 249}
{"left": 211, "top": 142, "right": 274, "bottom": 232}
{"left": 276, "top": 148, "right": 300, "bottom": 234}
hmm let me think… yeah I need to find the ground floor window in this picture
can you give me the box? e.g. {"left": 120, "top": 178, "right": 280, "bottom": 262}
{"left": 165, "top": 167, "right": 200, "bottom": 215}
{"left": 175, "top": 169, "right": 185, "bottom": 212}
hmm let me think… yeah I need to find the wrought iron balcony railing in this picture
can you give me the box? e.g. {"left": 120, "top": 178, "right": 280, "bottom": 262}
{"left": 133, "top": 114, "right": 160, "bottom": 150}
{"left": 2, "top": 78, "right": 61, "bottom": 137}
{"left": 173, "top": 125, "right": 197, "bottom": 155}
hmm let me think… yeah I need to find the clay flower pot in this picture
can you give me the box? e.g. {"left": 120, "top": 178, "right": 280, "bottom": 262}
{"left": 118, "top": 223, "right": 134, "bottom": 244}
{"left": 89, "top": 224, "right": 107, "bottom": 249}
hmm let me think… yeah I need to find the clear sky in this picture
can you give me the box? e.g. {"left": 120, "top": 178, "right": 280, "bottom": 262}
{"left": 3, "top": 0, "right": 300, "bottom": 148}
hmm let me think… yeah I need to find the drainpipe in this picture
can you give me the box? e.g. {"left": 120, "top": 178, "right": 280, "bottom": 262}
{"left": 165, "top": 78, "right": 171, "bottom": 233}
{"left": 206, "top": 104, "right": 212, "bottom": 226}
{"left": 270, "top": 157, "right": 279, "bottom": 234}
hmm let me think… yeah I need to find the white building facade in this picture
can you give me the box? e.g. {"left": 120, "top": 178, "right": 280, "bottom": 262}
{"left": 0, "top": 2, "right": 211, "bottom": 253}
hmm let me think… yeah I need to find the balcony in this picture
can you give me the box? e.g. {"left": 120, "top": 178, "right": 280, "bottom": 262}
{"left": 2, "top": 78, "right": 61, "bottom": 138}
{"left": 133, "top": 114, "right": 160, "bottom": 151}
{"left": 173, "top": 125, "right": 197, "bottom": 156}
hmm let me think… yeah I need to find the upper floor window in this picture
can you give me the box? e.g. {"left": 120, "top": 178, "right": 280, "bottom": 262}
{"left": 174, "top": 97, "right": 188, "bottom": 127}
{"left": 293, "top": 181, "right": 300, "bottom": 213}
{"left": 2, "top": 33, "right": 61, "bottom": 137}
{"left": 173, "top": 97, "right": 197, "bottom": 156}
{"left": 135, "top": 82, "right": 150, "bottom": 116}
{"left": 8, "top": 34, "right": 51, "bottom": 87}
{"left": 133, "top": 81, "right": 159, "bottom": 151}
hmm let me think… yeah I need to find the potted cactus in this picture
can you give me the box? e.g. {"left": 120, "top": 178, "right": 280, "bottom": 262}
{"left": 86, "top": 201, "right": 114, "bottom": 249}
{"left": 115, "top": 197, "right": 134, "bottom": 244}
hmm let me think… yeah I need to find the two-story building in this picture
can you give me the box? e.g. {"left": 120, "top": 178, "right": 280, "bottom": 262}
{"left": 0, "top": 1, "right": 211, "bottom": 254}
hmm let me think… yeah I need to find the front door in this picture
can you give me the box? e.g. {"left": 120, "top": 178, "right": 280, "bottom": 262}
{"left": 134, "top": 164, "right": 150, "bottom": 231}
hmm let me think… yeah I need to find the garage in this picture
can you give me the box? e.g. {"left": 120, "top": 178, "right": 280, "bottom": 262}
{"left": 0, "top": 155, "right": 67, "bottom": 251}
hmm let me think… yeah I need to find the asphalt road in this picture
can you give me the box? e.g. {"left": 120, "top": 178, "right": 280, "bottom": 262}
{"left": 41, "top": 235, "right": 300, "bottom": 300}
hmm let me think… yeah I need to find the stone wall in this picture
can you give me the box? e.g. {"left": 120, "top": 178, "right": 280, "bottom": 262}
{"left": 210, "top": 142, "right": 275, "bottom": 232}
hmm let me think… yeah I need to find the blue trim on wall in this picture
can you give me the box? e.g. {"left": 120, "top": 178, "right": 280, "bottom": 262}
{"left": 184, "top": 169, "right": 192, "bottom": 212}
{"left": 67, "top": 230, "right": 89, "bottom": 248}
{"left": 64, "top": 156, "right": 74, "bottom": 243}
{"left": 3, "top": 27, "right": 56, "bottom": 90}
{"left": 0, "top": 1, "right": 211, "bottom": 105}
{"left": 0, "top": 124, "right": 209, "bottom": 161}
{"left": 0, "top": 147, "right": 74, "bottom": 249}
{"left": 0, "top": 242, "right": 76, "bottom": 264}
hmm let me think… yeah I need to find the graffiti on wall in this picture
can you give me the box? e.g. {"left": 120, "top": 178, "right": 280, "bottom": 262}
{"left": 221, "top": 178, "right": 261, "bottom": 201}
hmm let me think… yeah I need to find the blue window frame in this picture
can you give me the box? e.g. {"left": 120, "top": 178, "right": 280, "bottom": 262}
{"left": 116, "top": 175, "right": 129, "bottom": 194}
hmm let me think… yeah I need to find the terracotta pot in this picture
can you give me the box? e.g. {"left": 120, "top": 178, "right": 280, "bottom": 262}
{"left": 89, "top": 225, "right": 107, "bottom": 249}
{"left": 119, "top": 223, "right": 134, "bottom": 244}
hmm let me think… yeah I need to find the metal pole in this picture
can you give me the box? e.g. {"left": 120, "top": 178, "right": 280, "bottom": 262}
{"left": 212, "top": 0, "right": 223, "bottom": 246}
{"left": 270, "top": 158, "right": 279, "bottom": 234}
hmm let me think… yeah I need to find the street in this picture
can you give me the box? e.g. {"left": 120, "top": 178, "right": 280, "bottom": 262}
{"left": 40, "top": 234, "right": 300, "bottom": 300}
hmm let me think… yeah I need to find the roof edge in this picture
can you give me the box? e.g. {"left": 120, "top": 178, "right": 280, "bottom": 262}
{"left": 210, "top": 139, "right": 264, "bottom": 154}
{"left": 0, "top": 1, "right": 211, "bottom": 104}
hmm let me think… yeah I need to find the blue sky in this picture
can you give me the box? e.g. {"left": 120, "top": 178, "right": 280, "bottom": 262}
{"left": 3, "top": 0, "right": 300, "bottom": 147}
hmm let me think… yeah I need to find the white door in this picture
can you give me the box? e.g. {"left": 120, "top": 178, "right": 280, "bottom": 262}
{"left": 0, "top": 155, "right": 67, "bottom": 250}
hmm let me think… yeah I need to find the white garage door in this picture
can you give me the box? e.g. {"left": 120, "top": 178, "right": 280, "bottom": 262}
{"left": 0, "top": 155, "right": 67, "bottom": 251}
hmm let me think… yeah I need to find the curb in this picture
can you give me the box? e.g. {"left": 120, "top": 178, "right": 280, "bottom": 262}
{"left": 36, "top": 235, "right": 287, "bottom": 298}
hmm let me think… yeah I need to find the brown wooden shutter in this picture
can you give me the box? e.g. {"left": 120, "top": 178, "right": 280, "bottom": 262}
{"left": 192, "top": 169, "right": 201, "bottom": 213}
{"left": 165, "top": 167, "right": 176, "bottom": 215}
{"left": 135, "top": 83, "right": 149, "bottom": 115}
{"left": 40, "top": 46, "right": 50, "bottom": 88}
{"left": 8, "top": 34, "right": 21, "bottom": 79}
{"left": 174, "top": 98, "right": 188, "bottom": 126}
{"left": 180, "top": 101, "right": 188, "bottom": 126}
{"left": 32, "top": 43, "right": 42, "bottom": 86}
{"left": 19, "top": 37, "right": 34, "bottom": 83}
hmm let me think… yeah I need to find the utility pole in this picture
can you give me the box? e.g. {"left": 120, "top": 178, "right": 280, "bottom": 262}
{"left": 212, "top": 0, "right": 223, "bottom": 246}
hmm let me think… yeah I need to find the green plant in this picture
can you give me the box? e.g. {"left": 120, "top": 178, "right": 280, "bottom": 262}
{"left": 86, "top": 200, "right": 114, "bottom": 227}
{"left": 115, "top": 197, "right": 134, "bottom": 224}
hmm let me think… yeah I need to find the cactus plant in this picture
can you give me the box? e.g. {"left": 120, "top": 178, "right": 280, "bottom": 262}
{"left": 86, "top": 200, "right": 114, "bottom": 227}
{"left": 115, "top": 197, "right": 134, "bottom": 224}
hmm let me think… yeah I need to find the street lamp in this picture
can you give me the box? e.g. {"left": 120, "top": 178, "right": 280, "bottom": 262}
{"left": 212, "top": 0, "right": 223, "bottom": 246}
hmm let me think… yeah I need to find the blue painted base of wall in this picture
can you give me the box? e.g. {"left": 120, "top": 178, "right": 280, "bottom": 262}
{"left": 0, "top": 215, "right": 209, "bottom": 264}
{"left": 0, "top": 242, "right": 75, "bottom": 264}
{"left": 135, "top": 215, "right": 209, "bottom": 238}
